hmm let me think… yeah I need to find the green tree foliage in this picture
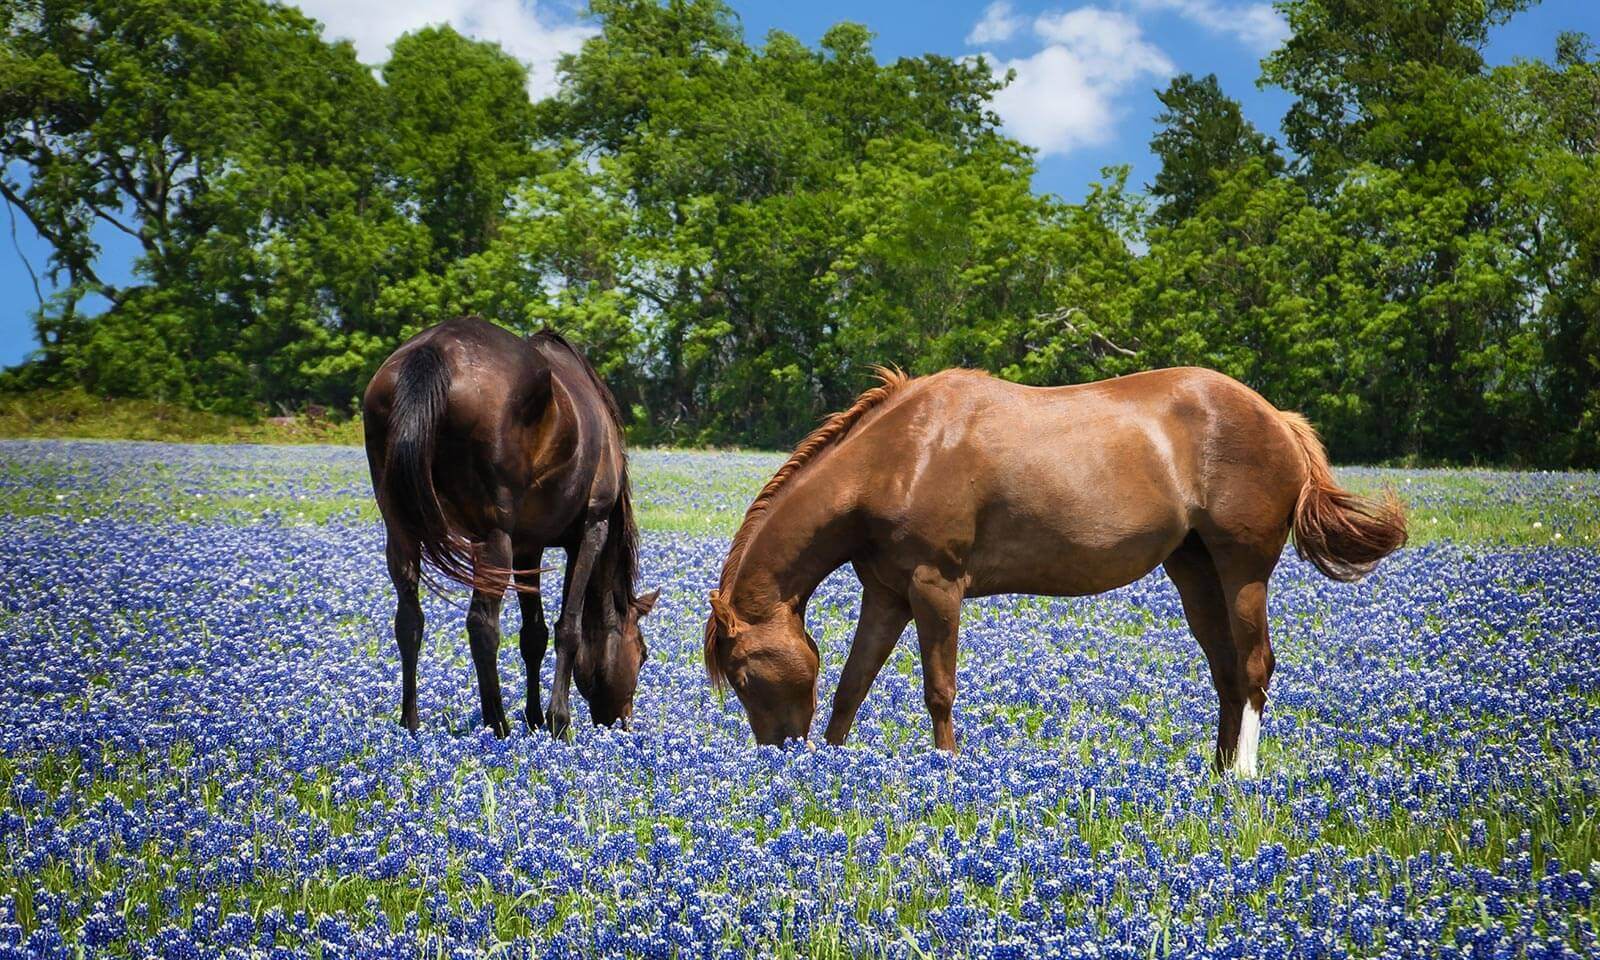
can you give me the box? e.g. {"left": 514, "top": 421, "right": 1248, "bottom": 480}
{"left": 384, "top": 26, "right": 543, "bottom": 267}
{"left": 1132, "top": 0, "right": 1595, "bottom": 464}
{"left": 2, "top": 0, "right": 1596, "bottom": 464}
{"left": 1147, "top": 73, "right": 1283, "bottom": 227}
{"left": 1492, "top": 33, "right": 1600, "bottom": 463}
{"left": 1, "top": 0, "right": 424, "bottom": 409}
{"left": 532, "top": 4, "right": 1095, "bottom": 444}
{"left": 1262, "top": 0, "right": 1535, "bottom": 182}
{"left": 1240, "top": 0, "right": 1582, "bottom": 462}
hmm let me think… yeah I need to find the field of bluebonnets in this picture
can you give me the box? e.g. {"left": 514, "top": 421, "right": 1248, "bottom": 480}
{"left": 1, "top": 438, "right": 1598, "bottom": 959}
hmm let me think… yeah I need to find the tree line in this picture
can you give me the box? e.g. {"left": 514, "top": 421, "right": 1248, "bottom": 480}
{"left": 2, "top": 0, "right": 1596, "bottom": 464}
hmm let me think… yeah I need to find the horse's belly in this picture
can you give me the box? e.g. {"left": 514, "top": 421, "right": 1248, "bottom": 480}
{"left": 513, "top": 492, "right": 586, "bottom": 545}
{"left": 965, "top": 510, "right": 1186, "bottom": 597}
{"left": 960, "top": 457, "right": 1190, "bottom": 597}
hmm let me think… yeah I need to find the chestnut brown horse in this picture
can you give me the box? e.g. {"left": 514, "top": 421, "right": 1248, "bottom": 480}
{"left": 364, "top": 317, "right": 658, "bottom": 738}
{"left": 704, "top": 366, "right": 1405, "bottom": 774}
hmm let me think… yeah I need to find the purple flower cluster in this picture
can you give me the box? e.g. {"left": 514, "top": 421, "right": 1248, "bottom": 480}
{"left": 0, "top": 442, "right": 1596, "bottom": 958}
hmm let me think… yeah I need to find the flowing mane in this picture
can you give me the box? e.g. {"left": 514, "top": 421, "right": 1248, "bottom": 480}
{"left": 704, "top": 366, "right": 911, "bottom": 687}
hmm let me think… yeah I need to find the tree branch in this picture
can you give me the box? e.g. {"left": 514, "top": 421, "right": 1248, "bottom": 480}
{"left": 0, "top": 179, "right": 119, "bottom": 304}
{"left": 92, "top": 206, "right": 145, "bottom": 244}
{"left": 0, "top": 177, "right": 65, "bottom": 251}
{"left": 5, "top": 199, "right": 45, "bottom": 310}
{"left": 1033, "top": 306, "right": 1139, "bottom": 358}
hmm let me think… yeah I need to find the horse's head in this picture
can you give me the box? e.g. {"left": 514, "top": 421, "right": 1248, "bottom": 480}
{"left": 705, "top": 590, "right": 818, "bottom": 745}
{"left": 577, "top": 588, "right": 659, "bottom": 728}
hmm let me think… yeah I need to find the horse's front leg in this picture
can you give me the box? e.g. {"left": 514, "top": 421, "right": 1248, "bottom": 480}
{"left": 908, "top": 567, "right": 964, "bottom": 752}
{"left": 515, "top": 553, "right": 549, "bottom": 731}
{"left": 467, "top": 529, "right": 513, "bottom": 737}
{"left": 824, "top": 582, "right": 911, "bottom": 745}
{"left": 546, "top": 518, "right": 607, "bottom": 739}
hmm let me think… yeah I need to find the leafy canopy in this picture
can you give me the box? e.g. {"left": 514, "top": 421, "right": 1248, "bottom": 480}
{"left": 3, "top": 0, "right": 1596, "bottom": 464}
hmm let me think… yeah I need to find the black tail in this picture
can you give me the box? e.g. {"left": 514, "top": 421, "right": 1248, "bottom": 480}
{"left": 382, "top": 344, "right": 477, "bottom": 590}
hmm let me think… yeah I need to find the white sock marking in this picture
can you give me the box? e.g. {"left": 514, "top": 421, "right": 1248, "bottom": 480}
{"left": 1233, "top": 700, "right": 1261, "bottom": 778}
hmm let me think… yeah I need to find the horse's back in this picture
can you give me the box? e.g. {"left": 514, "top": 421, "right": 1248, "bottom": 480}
{"left": 843, "top": 367, "right": 1305, "bottom": 596}
{"left": 365, "top": 318, "right": 625, "bottom": 545}
{"left": 365, "top": 317, "right": 536, "bottom": 432}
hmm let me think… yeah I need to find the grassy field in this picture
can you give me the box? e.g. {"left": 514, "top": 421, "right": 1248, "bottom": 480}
{"left": 4, "top": 389, "right": 1595, "bottom": 547}
{"left": 0, "top": 439, "right": 1596, "bottom": 957}
{"left": 0, "top": 437, "right": 1594, "bottom": 547}
{"left": 0, "top": 389, "right": 366, "bottom": 446}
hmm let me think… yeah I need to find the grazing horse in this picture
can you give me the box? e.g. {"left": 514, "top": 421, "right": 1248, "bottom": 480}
{"left": 704, "top": 366, "right": 1406, "bottom": 775}
{"left": 363, "top": 316, "right": 658, "bottom": 738}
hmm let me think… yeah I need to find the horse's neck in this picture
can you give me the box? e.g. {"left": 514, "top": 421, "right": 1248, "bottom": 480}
{"left": 529, "top": 379, "right": 580, "bottom": 470}
{"left": 730, "top": 478, "right": 858, "bottom": 621}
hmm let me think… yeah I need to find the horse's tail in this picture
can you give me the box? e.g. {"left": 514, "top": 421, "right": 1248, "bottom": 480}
{"left": 382, "top": 343, "right": 479, "bottom": 589}
{"left": 1279, "top": 410, "right": 1407, "bottom": 582}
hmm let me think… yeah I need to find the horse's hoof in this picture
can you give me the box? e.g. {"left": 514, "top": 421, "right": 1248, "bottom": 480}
{"left": 546, "top": 709, "right": 571, "bottom": 740}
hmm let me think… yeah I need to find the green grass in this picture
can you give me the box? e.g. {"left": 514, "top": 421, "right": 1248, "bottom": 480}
{"left": 1339, "top": 470, "right": 1599, "bottom": 547}
{"left": 1, "top": 408, "right": 1596, "bottom": 546}
{"left": 0, "top": 388, "right": 365, "bottom": 445}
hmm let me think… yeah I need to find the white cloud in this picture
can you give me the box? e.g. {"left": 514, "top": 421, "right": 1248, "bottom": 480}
{"left": 1032, "top": 7, "right": 1175, "bottom": 83}
{"left": 293, "top": 0, "right": 596, "bottom": 99}
{"left": 1124, "top": 0, "right": 1289, "bottom": 53}
{"left": 965, "top": 1, "right": 1024, "bottom": 45}
{"left": 980, "top": 7, "right": 1174, "bottom": 156}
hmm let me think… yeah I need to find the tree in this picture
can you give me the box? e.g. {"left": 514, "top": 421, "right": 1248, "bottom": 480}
{"left": 365, "top": 148, "right": 644, "bottom": 407}
{"left": 538, "top": 0, "right": 1055, "bottom": 445}
{"left": 1262, "top": 0, "right": 1534, "bottom": 183}
{"left": 0, "top": 0, "right": 424, "bottom": 408}
{"left": 3, "top": 0, "right": 1593, "bottom": 466}
{"left": 384, "top": 27, "right": 544, "bottom": 267}
{"left": 1135, "top": 161, "right": 1330, "bottom": 404}
{"left": 1253, "top": 0, "right": 1542, "bottom": 461}
{"left": 1491, "top": 34, "right": 1600, "bottom": 465}
{"left": 1147, "top": 73, "right": 1282, "bottom": 227}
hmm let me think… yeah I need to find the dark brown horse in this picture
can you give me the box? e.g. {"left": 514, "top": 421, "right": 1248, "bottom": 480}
{"left": 704, "top": 366, "right": 1406, "bottom": 775}
{"left": 364, "top": 317, "right": 658, "bottom": 738}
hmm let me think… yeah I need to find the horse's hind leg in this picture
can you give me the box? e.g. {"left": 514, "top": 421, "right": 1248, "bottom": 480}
{"left": 515, "top": 551, "right": 548, "bottom": 732}
{"left": 386, "top": 529, "right": 424, "bottom": 733}
{"left": 1211, "top": 544, "right": 1278, "bottom": 778}
{"left": 467, "top": 529, "right": 514, "bottom": 737}
{"left": 1163, "top": 533, "right": 1242, "bottom": 773}
{"left": 1177, "top": 532, "right": 1282, "bottom": 777}
{"left": 547, "top": 517, "right": 607, "bottom": 739}
{"left": 908, "top": 567, "right": 964, "bottom": 753}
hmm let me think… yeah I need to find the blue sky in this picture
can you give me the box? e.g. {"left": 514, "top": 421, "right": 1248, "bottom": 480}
{"left": 4, "top": 0, "right": 1597, "bottom": 368}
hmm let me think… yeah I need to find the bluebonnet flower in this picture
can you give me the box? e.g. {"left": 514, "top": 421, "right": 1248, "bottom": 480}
{"left": 2, "top": 443, "right": 1599, "bottom": 956}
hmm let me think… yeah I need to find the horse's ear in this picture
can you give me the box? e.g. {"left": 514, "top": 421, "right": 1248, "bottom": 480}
{"left": 632, "top": 588, "right": 661, "bottom": 617}
{"left": 521, "top": 366, "right": 553, "bottom": 422}
{"left": 708, "top": 589, "right": 745, "bottom": 637}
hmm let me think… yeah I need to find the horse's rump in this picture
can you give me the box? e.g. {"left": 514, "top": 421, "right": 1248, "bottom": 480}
{"left": 379, "top": 342, "right": 483, "bottom": 590}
